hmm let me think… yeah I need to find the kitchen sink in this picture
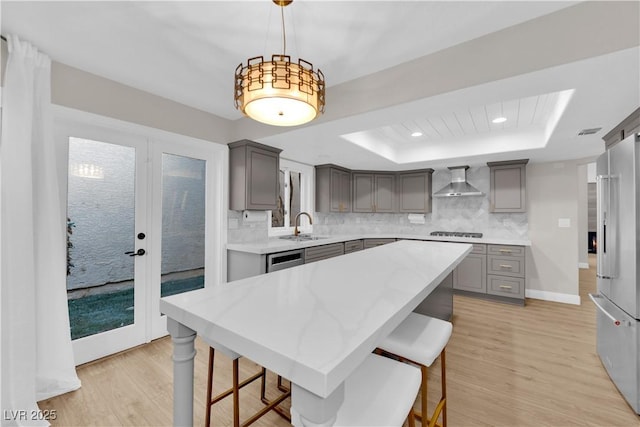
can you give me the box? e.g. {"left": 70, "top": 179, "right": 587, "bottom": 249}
{"left": 279, "top": 234, "right": 327, "bottom": 242}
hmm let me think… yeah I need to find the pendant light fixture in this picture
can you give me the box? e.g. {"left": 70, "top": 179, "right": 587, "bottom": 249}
{"left": 234, "top": 0, "right": 325, "bottom": 126}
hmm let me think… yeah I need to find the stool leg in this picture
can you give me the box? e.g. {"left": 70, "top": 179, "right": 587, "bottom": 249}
{"left": 205, "top": 348, "right": 215, "bottom": 427}
{"left": 408, "top": 407, "right": 417, "bottom": 427}
{"left": 420, "top": 365, "right": 428, "bottom": 427}
{"left": 233, "top": 359, "right": 240, "bottom": 427}
{"left": 259, "top": 367, "right": 267, "bottom": 401}
{"left": 441, "top": 349, "right": 447, "bottom": 427}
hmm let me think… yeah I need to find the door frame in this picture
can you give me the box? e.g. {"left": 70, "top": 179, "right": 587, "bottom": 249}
{"left": 54, "top": 106, "right": 228, "bottom": 365}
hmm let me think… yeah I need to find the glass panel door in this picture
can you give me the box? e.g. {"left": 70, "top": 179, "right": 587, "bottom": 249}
{"left": 160, "top": 153, "right": 206, "bottom": 298}
{"left": 149, "top": 140, "right": 220, "bottom": 340}
{"left": 66, "top": 136, "right": 147, "bottom": 365}
{"left": 57, "top": 108, "right": 227, "bottom": 364}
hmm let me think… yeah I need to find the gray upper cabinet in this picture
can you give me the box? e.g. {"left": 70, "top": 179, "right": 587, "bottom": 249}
{"left": 315, "top": 164, "right": 351, "bottom": 212}
{"left": 603, "top": 107, "right": 640, "bottom": 149}
{"left": 352, "top": 172, "right": 396, "bottom": 213}
{"left": 397, "top": 169, "right": 434, "bottom": 213}
{"left": 229, "top": 140, "right": 282, "bottom": 211}
{"left": 487, "top": 159, "right": 528, "bottom": 213}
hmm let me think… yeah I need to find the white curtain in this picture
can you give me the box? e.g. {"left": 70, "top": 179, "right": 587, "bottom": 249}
{"left": 1, "top": 35, "right": 81, "bottom": 425}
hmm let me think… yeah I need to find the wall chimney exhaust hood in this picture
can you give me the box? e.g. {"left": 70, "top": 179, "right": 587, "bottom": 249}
{"left": 433, "top": 166, "right": 484, "bottom": 197}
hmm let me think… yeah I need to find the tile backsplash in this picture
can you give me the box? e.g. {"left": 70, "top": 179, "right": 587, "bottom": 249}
{"left": 227, "top": 209, "right": 269, "bottom": 244}
{"left": 228, "top": 166, "right": 528, "bottom": 243}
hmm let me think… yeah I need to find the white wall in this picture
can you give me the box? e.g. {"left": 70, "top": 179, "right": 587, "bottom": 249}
{"left": 526, "top": 160, "right": 580, "bottom": 304}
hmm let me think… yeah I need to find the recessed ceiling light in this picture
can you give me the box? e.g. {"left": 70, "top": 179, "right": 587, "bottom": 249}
{"left": 411, "top": 131, "right": 423, "bottom": 137}
{"left": 492, "top": 117, "right": 507, "bottom": 124}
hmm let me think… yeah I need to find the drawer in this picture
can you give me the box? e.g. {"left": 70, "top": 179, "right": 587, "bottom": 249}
{"left": 363, "top": 238, "right": 396, "bottom": 249}
{"left": 304, "top": 243, "right": 345, "bottom": 264}
{"left": 487, "top": 275, "right": 525, "bottom": 298}
{"left": 487, "top": 244, "right": 525, "bottom": 257}
{"left": 470, "top": 243, "right": 487, "bottom": 254}
{"left": 487, "top": 255, "right": 524, "bottom": 277}
{"left": 344, "top": 239, "right": 364, "bottom": 254}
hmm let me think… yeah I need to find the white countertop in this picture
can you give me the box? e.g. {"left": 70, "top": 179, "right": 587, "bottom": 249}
{"left": 160, "top": 240, "right": 471, "bottom": 399}
{"left": 227, "top": 233, "right": 531, "bottom": 254}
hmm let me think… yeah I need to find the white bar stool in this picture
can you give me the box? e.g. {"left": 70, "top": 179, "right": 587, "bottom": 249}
{"left": 291, "top": 353, "right": 421, "bottom": 427}
{"left": 204, "top": 338, "right": 290, "bottom": 427}
{"left": 377, "top": 313, "right": 453, "bottom": 427}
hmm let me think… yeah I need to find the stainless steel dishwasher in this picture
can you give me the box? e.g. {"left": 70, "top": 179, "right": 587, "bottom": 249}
{"left": 266, "top": 249, "right": 305, "bottom": 272}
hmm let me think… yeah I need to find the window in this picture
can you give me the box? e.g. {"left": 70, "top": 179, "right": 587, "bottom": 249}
{"left": 269, "top": 159, "right": 314, "bottom": 236}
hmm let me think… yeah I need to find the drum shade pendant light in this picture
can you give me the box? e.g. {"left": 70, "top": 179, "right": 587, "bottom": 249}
{"left": 234, "top": 0, "right": 325, "bottom": 126}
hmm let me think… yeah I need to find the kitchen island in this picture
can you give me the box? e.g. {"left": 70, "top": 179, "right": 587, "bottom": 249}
{"left": 160, "top": 240, "right": 471, "bottom": 426}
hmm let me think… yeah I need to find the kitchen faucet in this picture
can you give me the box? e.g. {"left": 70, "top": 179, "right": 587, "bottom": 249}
{"left": 293, "top": 212, "right": 313, "bottom": 236}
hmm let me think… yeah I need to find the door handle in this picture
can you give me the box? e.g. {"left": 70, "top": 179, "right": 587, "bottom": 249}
{"left": 124, "top": 249, "right": 146, "bottom": 257}
{"left": 589, "top": 294, "right": 628, "bottom": 326}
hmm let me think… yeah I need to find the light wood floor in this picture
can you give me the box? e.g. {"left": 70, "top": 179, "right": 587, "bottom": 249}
{"left": 40, "top": 255, "right": 640, "bottom": 426}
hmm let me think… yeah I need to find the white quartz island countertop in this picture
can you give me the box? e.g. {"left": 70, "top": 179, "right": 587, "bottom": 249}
{"left": 160, "top": 240, "right": 472, "bottom": 426}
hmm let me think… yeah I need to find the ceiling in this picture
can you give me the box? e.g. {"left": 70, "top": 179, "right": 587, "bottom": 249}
{"left": 2, "top": 1, "right": 639, "bottom": 170}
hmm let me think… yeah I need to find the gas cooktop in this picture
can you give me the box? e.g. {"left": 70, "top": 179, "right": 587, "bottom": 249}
{"left": 430, "top": 231, "right": 483, "bottom": 238}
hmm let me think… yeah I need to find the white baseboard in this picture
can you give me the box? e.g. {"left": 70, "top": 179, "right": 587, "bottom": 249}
{"left": 578, "top": 262, "right": 590, "bottom": 269}
{"left": 525, "top": 289, "right": 581, "bottom": 305}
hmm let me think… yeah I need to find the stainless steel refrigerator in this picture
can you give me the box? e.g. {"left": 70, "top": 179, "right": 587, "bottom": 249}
{"left": 590, "top": 133, "right": 640, "bottom": 414}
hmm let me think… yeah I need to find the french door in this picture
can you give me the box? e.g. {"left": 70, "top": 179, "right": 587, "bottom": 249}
{"left": 57, "top": 109, "right": 226, "bottom": 365}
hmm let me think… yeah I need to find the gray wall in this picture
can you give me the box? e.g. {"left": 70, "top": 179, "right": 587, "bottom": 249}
{"left": 577, "top": 163, "right": 589, "bottom": 268}
{"left": 526, "top": 160, "right": 580, "bottom": 298}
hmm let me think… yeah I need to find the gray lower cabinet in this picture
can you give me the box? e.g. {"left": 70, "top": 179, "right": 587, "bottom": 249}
{"left": 363, "top": 238, "right": 396, "bottom": 249}
{"left": 453, "top": 244, "right": 487, "bottom": 293}
{"left": 304, "top": 243, "right": 345, "bottom": 264}
{"left": 487, "top": 159, "right": 528, "bottom": 213}
{"left": 452, "top": 242, "right": 526, "bottom": 303}
{"left": 315, "top": 164, "right": 352, "bottom": 213}
{"left": 344, "top": 239, "right": 364, "bottom": 254}
{"left": 486, "top": 244, "right": 525, "bottom": 299}
{"left": 229, "top": 140, "right": 282, "bottom": 211}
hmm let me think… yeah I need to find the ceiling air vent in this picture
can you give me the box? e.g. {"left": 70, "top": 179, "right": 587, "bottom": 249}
{"left": 577, "top": 127, "right": 602, "bottom": 136}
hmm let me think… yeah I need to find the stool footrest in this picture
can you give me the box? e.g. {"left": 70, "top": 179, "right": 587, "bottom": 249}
{"left": 414, "top": 396, "right": 446, "bottom": 427}
{"left": 243, "top": 388, "right": 291, "bottom": 426}
{"left": 210, "top": 370, "right": 264, "bottom": 405}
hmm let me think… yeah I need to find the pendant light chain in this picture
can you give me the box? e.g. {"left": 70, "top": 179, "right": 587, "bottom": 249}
{"left": 280, "top": 4, "right": 287, "bottom": 56}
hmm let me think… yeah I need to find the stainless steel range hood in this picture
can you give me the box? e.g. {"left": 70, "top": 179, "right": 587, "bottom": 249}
{"left": 433, "top": 166, "right": 484, "bottom": 197}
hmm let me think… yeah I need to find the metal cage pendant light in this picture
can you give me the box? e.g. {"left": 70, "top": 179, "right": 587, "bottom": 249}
{"left": 234, "top": 0, "right": 325, "bottom": 127}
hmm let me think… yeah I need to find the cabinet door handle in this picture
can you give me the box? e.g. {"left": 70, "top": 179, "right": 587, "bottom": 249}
{"left": 499, "top": 285, "right": 512, "bottom": 289}
{"left": 499, "top": 249, "right": 512, "bottom": 254}
{"left": 499, "top": 264, "right": 512, "bottom": 269}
